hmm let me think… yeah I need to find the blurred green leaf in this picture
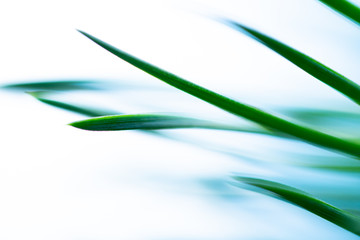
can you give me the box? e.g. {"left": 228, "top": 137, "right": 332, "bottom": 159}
{"left": 28, "top": 92, "right": 118, "bottom": 117}
{"left": 2, "top": 80, "right": 104, "bottom": 91}
{"left": 77, "top": 29, "right": 360, "bottom": 158}
{"left": 281, "top": 108, "right": 360, "bottom": 122}
{"left": 225, "top": 21, "right": 360, "bottom": 106}
{"left": 285, "top": 152, "right": 360, "bottom": 171}
{"left": 279, "top": 108, "right": 360, "bottom": 137}
{"left": 233, "top": 176, "right": 360, "bottom": 236}
{"left": 304, "top": 164, "right": 360, "bottom": 172}
{"left": 319, "top": 0, "right": 360, "bottom": 26}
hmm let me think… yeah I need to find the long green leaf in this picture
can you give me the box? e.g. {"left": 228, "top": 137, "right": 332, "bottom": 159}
{"left": 29, "top": 92, "right": 272, "bottom": 135}
{"left": 225, "top": 21, "right": 360, "bottom": 106}
{"left": 2, "top": 80, "right": 102, "bottom": 91}
{"left": 70, "top": 114, "right": 273, "bottom": 134}
{"left": 233, "top": 176, "right": 360, "bottom": 236}
{"left": 77, "top": 30, "right": 360, "bottom": 158}
{"left": 28, "top": 92, "right": 117, "bottom": 117}
{"left": 319, "top": 0, "right": 360, "bottom": 26}
{"left": 27, "top": 92, "right": 277, "bottom": 141}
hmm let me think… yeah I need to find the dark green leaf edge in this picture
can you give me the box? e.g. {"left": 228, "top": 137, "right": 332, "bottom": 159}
{"left": 76, "top": 29, "right": 360, "bottom": 158}
{"left": 224, "top": 20, "right": 360, "bottom": 106}
{"left": 233, "top": 176, "right": 360, "bottom": 236}
{"left": 319, "top": 0, "right": 360, "bottom": 26}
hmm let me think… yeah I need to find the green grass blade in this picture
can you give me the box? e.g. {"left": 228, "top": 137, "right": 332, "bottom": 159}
{"left": 306, "top": 164, "right": 360, "bottom": 172}
{"left": 77, "top": 30, "right": 360, "bottom": 158}
{"left": 225, "top": 21, "right": 360, "bottom": 106}
{"left": 28, "top": 92, "right": 118, "bottom": 117}
{"left": 281, "top": 108, "right": 360, "bottom": 122}
{"left": 70, "top": 113, "right": 273, "bottom": 134}
{"left": 29, "top": 92, "right": 273, "bottom": 136}
{"left": 233, "top": 176, "right": 360, "bottom": 236}
{"left": 2, "top": 80, "right": 103, "bottom": 91}
{"left": 319, "top": 0, "right": 360, "bottom": 26}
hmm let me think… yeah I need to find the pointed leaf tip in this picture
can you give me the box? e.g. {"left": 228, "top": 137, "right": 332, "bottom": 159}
{"left": 77, "top": 30, "right": 360, "bottom": 158}
{"left": 225, "top": 20, "right": 360, "bottom": 106}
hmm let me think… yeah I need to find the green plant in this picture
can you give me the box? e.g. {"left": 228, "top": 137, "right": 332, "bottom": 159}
{"left": 3, "top": 0, "right": 360, "bottom": 238}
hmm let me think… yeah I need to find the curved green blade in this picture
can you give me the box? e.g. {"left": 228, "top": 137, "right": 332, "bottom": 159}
{"left": 29, "top": 92, "right": 274, "bottom": 137}
{"left": 28, "top": 92, "right": 117, "bottom": 117}
{"left": 70, "top": 113, "right": 272, "bottom": 134}
{"left": 225, "top": 21, "right": 360, "bottom": 106}
{"left": 77, "top": 30, "right": 360, "bottom": 158}
{"left": 319, "top": 0, "right": 360, "bottom": 26}
{"left": 233, "top": 176, "right": 360, "bottom": 236}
